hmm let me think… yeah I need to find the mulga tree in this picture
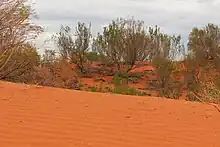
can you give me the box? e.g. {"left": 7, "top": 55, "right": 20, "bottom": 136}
{"left": 188, "top": 23, "right": 220, "bottom": 68}
{"left": 92, "top": 17, "right": 154, "bottom": 73}
{"left": 185, "top": 24, "right": 220, "bottom": 102}
{"left": 186, "top": 23, "right": 220, "bottom": 88}
{"left": 151, "top": 28, "right": 184, "bottom": 98}
{"left": 41, "top": 49, "right": 58, "bottom": 67}
{"left": 0, "top": 0, "right": 43, "bottom": 82}
{"left": 55, "top": 22, "right": 92, "bottom": 73}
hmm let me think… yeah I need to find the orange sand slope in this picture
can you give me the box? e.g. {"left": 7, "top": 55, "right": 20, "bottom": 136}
{"left": 0, "top": 81, "right": 220, "bottom": 147}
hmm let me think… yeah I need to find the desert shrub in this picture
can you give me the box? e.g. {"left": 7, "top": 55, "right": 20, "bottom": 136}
{"left": 54, "top": 22, "right": 92, "bottom": 74}
{"left": 112, "top": 86, "right": 150, "bottom": 96}
{"left": 152, "top": 56, "right": 182, "bottom": 99}
{"left": 89, "top": 86, "right": 100, "bottom": 92}
{"left": 0, "top": 43, "right": 41, "bottom": 83}
{"left": 92, "top": 17, "right": 160, "bottom": 73}
{"left": 188, "top": 24, "right": 220, "bottom": 69}
{"left": 128, "top": 72, "right": 141, "bottom": 79}
{"left": 112, "top": 73, "right": 130, "bottom": 95}
{"left": 187, "top": 80, "right": 220, "bottom": 104}
{"left": 34, "top": 59, "right": 79, "bottom": 90}
{"left": 0, "top": 0, "right": 42, "bottom": 83}
{"left": 183, "top": 56, "right": 201, "bottom": 94}
{"left": 184, "top": 59, "right": 220, "bottom": 104}
{"left": 113, "top": 71, "right": 129, "bottom": 88}
{"left": 77, "top": 82, "right": 85, "bottom": 90}
{"left": 88, "top": 85, "right": 111, "bottom": 93}
{"left": 127, "top": 72, "right": 142, "bottom": 83}
{"left": 184, "top": 23, "right": 220, "bottom": 104}
{"left": 85, "top": 52, "right": 107, "bottom": 62}
{"left": 112, "top": 71, "right": 149, "bottom": 96}
{"left": 41, "top": 49, "right": 58, "bottom": 66}
{"left": 113, "top": 86, "right": 134, "bottom": 95}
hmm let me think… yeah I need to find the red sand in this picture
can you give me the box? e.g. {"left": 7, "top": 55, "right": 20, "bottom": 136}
{"left": 0, "top": 81, "right": 220, "bottom": 147}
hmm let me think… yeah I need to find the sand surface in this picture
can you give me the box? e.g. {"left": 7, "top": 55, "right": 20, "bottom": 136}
{"left": 0, "top": 81, "right": 220, "bottom": 147}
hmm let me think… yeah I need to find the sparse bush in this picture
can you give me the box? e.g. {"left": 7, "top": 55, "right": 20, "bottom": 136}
{"left": 0, "top": 0, "right": 42, "bottom": 83}
{"left": 187, "top": 80, "right": 220, "bottom": 104}
{"left": 152, "top": 56, "right": 182, "bottom": 99}
{"left": 112, "top": 71, "right": 149, "bottom": 96}
{"left": 188, "top": 23, "right": 220, "bottom": 68}
{"left": 90, "top": 86, "right": 100, "bottom": 92}
{"left": 112, "top": 86, "right": 150, "bottom": 96}
{"left": 0, "top": 43, "right": 41, "bottom": 83}
{"left": 92, "top": 17, "right": 158, "bottom": 73}
{"left": 85, "top": 52, "right": 107, "bottom": 62}
{"left": 183, "top": 56, "right": 201, "bottom": 93}
{"left": 113, "top": 71, "right": 129, "bottom": 88}
{"left": 54, "top": 22, "right": 92, "bottom": 74}
{"left": 41, "top": 49, "right": 58, "bottom": 66}
{"left": 34, "top": 59, "right": 79, "bottom": 90}
{"left": 185, "top": 24, "right": 220, "bottom": 104}
{"left": 127, "top": 72, "right": 142, "bottom": 83}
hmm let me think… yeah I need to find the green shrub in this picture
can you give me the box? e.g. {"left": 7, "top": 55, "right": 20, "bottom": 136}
{"left": 152, "top": 56, "right": 182, "bottom": 99}
{"left": 90, "top": 86, "right": 100, "bottom": 92}
{"left": 85, "top": 52, "right": 107, "bottom": 62}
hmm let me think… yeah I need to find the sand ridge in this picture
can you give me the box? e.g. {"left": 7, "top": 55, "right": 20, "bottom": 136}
{"left": 0, "top": 81, "right": 220, "bottom": 147}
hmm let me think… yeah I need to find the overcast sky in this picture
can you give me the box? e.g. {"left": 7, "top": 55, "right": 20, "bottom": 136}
{"left": 32, "top": 0, "right": 220, "bottom": 53}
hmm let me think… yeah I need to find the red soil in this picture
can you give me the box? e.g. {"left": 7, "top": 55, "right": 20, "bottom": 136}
{"left": 130, "top": 65, "right": 155, "bottom": 73}
{"left": 0, "top": 81, "right": 220, "bottom": 147}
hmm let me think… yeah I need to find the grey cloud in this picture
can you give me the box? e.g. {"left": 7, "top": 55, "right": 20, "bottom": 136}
{"left": 32, "top": 0, "right": 220, "bottom": 50}
{"left": 38, "top": 11, "right": 111, "bottom": 23}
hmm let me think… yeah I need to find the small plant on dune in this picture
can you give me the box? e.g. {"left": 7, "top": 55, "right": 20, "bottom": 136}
{"left": 188, "top": 80, "right": 220, "bottom": 104}
{"left": 77, "top": 82, "right": 85, "bottom": 90}
{"left": 112, "top": 71, "right": 150, "bottom": 96}
{"left": 113, "top": 71, "right": 129, "bottom": 93}
{"left": 184, "top": 61, "right": 220, "bottom": 104}
{"left": 36, "top": 58, "right": 80, "bottom": 90}
{"left": 112, "top": 86, "right": 150, "bottom": 96}
{"left": 152, "top": 56, "right": 182, "bottom": 99}
{"left": 187, "top": 67, "right": 220, "bottom": 104}
{"left": 127, "top": 72, "right": 142, "bottom": 83}
{"left": 90, "top": 86, "right": 100, "bottom": 92}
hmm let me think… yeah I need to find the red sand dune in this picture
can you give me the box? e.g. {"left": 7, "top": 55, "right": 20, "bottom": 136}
{"left": 0, "top": 81, "right": 220, "bottom": 147}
